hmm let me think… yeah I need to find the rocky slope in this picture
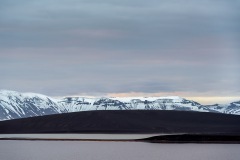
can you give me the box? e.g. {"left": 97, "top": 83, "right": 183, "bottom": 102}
{"left": 0, "top": 90, "right": 239, "bottom": 121}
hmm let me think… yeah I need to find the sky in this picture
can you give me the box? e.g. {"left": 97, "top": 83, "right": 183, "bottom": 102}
{"left": 0, "top": 0, "right": 239, "bottom": 104}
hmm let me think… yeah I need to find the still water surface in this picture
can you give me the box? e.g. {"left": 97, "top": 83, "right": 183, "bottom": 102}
{"left": 0, "top": 133, "right": 162, "bottom": 140}
{"left": 0, "top": 140, "right": 239, "bottom": 160}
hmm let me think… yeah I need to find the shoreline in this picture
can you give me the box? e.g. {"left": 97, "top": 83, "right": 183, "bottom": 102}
{"left": 1, "top": 133, "right": 240, "bottom": 144}
{"left": 1, "top": 138, "right": 240, "bottom": 144}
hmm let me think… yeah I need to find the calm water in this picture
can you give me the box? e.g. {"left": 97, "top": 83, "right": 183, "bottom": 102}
{"left": 0, "top": 133, "right": 162, "bottom": 140}
{"left": 0, "top": 140, "right": 239, "bottom": 160}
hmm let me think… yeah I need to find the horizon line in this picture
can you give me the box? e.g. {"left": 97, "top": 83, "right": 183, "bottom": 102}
{"left": 1, "top": 89, "right": 239, "bottom": 105}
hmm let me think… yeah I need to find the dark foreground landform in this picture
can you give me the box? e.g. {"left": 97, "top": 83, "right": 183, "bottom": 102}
{"left": 139, "top": 134, "right": 240, "bottom": 143}
{"left": 0, "top": 110, "right": 240, "bottom": 135}
{"left": 1, "top": 134, "right": 240, "bottom": 144}
{"left": 1, "top": 133, "right": 240, "bottom": 143}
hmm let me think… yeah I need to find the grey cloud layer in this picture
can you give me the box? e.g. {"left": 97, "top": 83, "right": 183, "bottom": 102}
{"left": 0, "top": 0, "right": 239, "bottom": 96}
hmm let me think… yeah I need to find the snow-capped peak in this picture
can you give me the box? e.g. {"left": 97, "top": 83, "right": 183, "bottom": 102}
{"left": 0, "top": 90, "right": 239, "bottom": 121}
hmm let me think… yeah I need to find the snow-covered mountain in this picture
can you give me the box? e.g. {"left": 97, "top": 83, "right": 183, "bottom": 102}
{"left": 0, "top": 90, "right": 239, "bottom": 121}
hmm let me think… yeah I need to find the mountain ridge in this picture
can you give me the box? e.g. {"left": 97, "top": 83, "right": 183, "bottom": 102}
{"left": 0, "top": 90, "right": 239, "bottom": 121}
{"left": 1, "top": 110, "right": 240, "bottom": 134}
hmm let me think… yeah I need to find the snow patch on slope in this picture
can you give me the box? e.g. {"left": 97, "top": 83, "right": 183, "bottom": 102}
{"left": 0, "top": 90, "right": 239, "bottom": 121}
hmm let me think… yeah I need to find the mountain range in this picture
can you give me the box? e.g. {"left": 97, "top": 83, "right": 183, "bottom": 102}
{"left": 0, "top": 90, "right": 239, "bottom": 121}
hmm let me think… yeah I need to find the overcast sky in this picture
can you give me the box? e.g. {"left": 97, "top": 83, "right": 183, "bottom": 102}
{"left": 0, "top": 0, "right": 239, "bottom": 104}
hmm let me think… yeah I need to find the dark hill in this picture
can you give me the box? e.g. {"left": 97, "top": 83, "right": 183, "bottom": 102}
{"left": 0, "top": 110, "right": 240, "bottom": 134}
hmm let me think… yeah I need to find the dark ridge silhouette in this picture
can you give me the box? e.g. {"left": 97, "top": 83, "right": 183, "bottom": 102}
{"left": 0, "top": 110, "right": 240, "bottom": 134}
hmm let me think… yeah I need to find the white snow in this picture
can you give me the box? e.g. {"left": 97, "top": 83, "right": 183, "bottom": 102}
{"left": 0, "top": 90, "right": 239, "bottom": 121}
{"left": 111, "top": 96, "right": 183, "bottom": 103}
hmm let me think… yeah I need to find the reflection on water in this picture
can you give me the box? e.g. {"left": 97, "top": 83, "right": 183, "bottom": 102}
{"left": 0, "top": 140, "right": 240, "bottom": 160}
